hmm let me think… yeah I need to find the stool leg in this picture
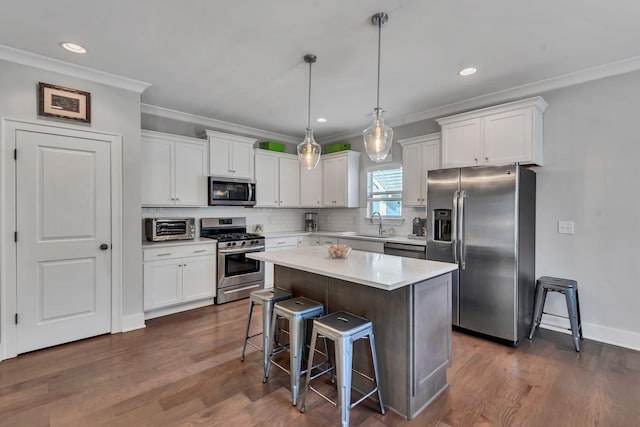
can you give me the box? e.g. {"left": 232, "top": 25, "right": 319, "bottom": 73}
{"left": 528, "top": 285, "right": 547, "bottom": 339}
{"left": 241, "top": 301, "right": 254, "bottom": 363}
{"left": 290, "top": 316, "right": 304, "bottom": 406}
{"left": 368, "top": 331, "right": 385, "bottom": 415}
{"left": 576, "top": 289, "right": 584, "bottom": 340}
{"left": 261, "top": 301, "right": 273, "bottom": 370}
{"left": 565, "top": 289, "right": 581, "bottom": 352}
{"left": 263, "top": 310, "right": 279, "bottom": 383}
{"left": 335, "top": 337, "right": 353, "bottom": 427}
{"left": 300, "top": 327, "right": 319, "bottom": 414}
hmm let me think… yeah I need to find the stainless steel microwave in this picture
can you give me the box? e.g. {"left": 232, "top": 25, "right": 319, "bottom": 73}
{"left": 145, "top": 218, "right": 196, "bottom": 242}
{"left": 208, "top": 177, "right": 256, "bottom": 206}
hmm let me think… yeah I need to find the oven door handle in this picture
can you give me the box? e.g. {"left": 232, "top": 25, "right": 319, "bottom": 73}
{"left": 218, "top": 246, "right": 265, "bottom": 255}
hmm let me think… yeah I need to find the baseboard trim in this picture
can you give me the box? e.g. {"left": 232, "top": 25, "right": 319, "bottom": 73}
{"left": 144, "top": 298, "right": 214, "bottom": 320}
{"left": 540, "top": 315, "right": 640, "bottom": 351}
{"left": 121, "top": 313, "right": 146, "bottom": 332}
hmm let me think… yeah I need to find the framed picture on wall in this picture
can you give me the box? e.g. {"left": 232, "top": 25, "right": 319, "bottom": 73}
{"left": 38, "top": 82, "right": 91, "bottom": 123}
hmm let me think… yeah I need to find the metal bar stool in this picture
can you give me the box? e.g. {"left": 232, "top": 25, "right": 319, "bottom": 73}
{"left": 528, "top": 276, "right": 583, "bottom": 351}
{"left": 300, "top": 311, "right": 385, "bottom": 427}
{"left": 263, "top": 296, "right": 327, "bottom": 406}
{"left": 241, "top": 288, "right": 293, "bottom": 368}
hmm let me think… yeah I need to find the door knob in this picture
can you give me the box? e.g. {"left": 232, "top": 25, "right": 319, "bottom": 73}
{"left": 99, "top": 243, "right": 109, "bottom": 250}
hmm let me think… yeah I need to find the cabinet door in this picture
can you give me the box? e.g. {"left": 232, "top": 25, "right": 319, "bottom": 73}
{"left": 278, "top": 157, "right": 300, "bottom": 207}
{"left": 424, "top": 142, "right": 441, "bottom": 201}
{"left": 337, "top": 238, "right": 384, "bottom": 253}
{"left": 323, "top": 157, "right": 347, "bottom": 207}
{"left": 402, "top": 144, "right": 424, "bottom": 207}
{"left": 181, "top": 255, "right": 216, "bottom": 302}
{"left": 483, "top": 109, "right": 532, "bottom": 164}
{"left": 441, "top": 118, "right": 481, "bottom": 168}
{"left": 255, "top": 153, "right": 279, "bottom": 207}
{"left": 231, "top": 142, "right": 254, "bottom": 179}
{"left": 142, "top": 137, "right": 174, "bottom": 205}
{"left": 209, "top": 138, "right": 232, "bottom": 177}
{"left": 175, "top": 141, "right": 208, "bottom": 206}
{"left": 300, "top": 161, "right": 322, "bottom": 207}
{"left": 144, "top": 259, "right": 181, "bottom": 310}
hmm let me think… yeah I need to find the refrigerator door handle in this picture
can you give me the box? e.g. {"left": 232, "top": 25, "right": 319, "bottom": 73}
{"left": 459, "top": 190, "right": 466, "bottom": 270}
{"left": 452, "top": 190, "right": 459, "bottom": 263}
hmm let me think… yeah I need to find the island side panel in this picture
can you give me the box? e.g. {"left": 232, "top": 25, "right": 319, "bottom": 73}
{"left": 410, "top": 272, "right": 452, "bottom": 418}
{"left": 274, "top": 265, "right": 411, "bottom": 417}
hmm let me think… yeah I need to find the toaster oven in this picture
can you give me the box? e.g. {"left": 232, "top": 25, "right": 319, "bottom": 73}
{"left": 145, "top": 218, "right": 196, "bottom": 242}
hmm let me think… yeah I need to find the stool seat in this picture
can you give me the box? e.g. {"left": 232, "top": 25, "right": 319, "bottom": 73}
{"left": 301, "top": 311, "right": 385, "bottom": 427}
{"left": 272, "top": 297, "right": 325, "bottom": 317}
{"left": 538, "top": 276, "right": 578, "bottom": 291}
{"left": 529, "top": 276, "right": 583, "bottom": 351}
{"left": 241, "top": 287, "right": 293, "bottom": 366}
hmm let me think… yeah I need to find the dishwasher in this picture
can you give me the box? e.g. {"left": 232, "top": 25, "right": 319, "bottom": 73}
{"left": 383, "top": 242, "right": 426, "bottom": 259}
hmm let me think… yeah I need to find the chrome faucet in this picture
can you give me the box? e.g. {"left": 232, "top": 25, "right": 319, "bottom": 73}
{"left": 370, "top": 211, "right": 383, "bottom": 236}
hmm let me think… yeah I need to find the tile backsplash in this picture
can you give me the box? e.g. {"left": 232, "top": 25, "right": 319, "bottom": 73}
{"left": 142, "top": 206, "right": 426, "bottom": 240}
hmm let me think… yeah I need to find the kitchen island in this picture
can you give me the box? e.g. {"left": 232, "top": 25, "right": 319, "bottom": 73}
{"left": 247, "top": 246, "right": 458, "bottom": 419}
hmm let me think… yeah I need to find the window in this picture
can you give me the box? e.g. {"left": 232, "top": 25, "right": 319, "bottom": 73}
{"left": 367, "top": 165, "right": 402, "bottom": 218}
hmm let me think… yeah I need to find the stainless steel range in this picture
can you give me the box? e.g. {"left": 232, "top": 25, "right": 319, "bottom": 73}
{"left": 200, "top": 217, "right": 265, "bottom": 304}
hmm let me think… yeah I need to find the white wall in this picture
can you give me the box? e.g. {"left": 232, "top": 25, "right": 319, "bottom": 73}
{"left": 0, "top": 59, "right": 144, "bottom": 322}
{"left": 531, "top": 71, "right": 640, "bottom": 349}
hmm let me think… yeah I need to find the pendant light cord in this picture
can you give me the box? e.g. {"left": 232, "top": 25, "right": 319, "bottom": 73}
{"left": 376, "top": 17, "right": 382, "bottom": 111}
{"left": 307, "top": 59, "right": 312, "bottom": 129}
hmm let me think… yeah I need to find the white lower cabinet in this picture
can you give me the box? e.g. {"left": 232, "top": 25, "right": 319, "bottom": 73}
{"left": 299, "top": 235, "right": 338, "bottom": 247}
{"left": 264, "top": 236, "right": 301, "bottom": 288}
{"left": 143, "top": 243, "right": 217, "bottom": 312}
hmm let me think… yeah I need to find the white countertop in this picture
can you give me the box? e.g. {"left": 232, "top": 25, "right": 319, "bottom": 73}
{"left": 260, "top": 231, "right": 427, "bottom": 246}
{"left": 142, "top": 237, "right": 217, "bottom": 249}
{"left": 247, "top": 246, "right": 456, "bottom": 291}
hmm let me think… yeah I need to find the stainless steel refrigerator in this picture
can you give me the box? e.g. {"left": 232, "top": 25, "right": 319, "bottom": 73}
{"left": 426, "top": 164, "right": 536, "bottom": 346}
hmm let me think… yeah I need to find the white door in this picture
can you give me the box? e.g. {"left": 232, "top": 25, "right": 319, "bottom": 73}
{"left": 231, "top": 142, "right": 253, "bottom": 179}
{"left": 141, "top": 136, "right": 174, "bottom": 205}
{"left": 483, "top": 109, "right": 532, "bottom": 164}
{"left": 16, "top": 130, "right": 112, "bottom": 354}
{"left": 402, "top": 144, "right": 423, "bottom": 207}
{"left": 209, "top": 137, "right": 232, "bottom": 176}
{"left": 300, "top": 161, "right": 322, "bottom": 207}
{"left": 255, "top": 153, "right": 278, "bottom": 207}
{"left": 441, "top": 118, "right": 481, "bottom": 168}
{"left": 181, "top": 255, "right": 216, "bottom": 301}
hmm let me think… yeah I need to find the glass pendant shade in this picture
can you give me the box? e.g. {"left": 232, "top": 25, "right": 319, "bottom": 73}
{"left": 363, "top": 109, "right": 393, "bottom": 162}
{"left": 297, "top": 128, "right": 321, "bottom": 170}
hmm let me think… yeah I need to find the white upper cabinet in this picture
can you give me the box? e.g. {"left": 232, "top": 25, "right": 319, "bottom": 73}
{"left": 142, "top": 130, "right": 208, "bottom": 206}
{"left": 322, "top": 151, "right": 360, "bottom": 208}
{"left": 254, "top": 150, "right": 300, "bottom": 208}
{"left": 437, "top": 96, "right": 548, "bottom": 168}
{"left": 300, "top": 159, "right": 323, "bottom": 207}
{"left": 399, "top": 133, "right": 441, "bottom": 207}
{"left": 204, "top": 129, "right": 256, "bottom": 179}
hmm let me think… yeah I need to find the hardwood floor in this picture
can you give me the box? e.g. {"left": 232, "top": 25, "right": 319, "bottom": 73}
{"left": 1, "top": 300, "right": 639, "bottom": 426}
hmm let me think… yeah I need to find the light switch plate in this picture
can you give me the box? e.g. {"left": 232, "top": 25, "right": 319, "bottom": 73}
{"left": 558, "top": 221, "right": 575, "bottom": 234}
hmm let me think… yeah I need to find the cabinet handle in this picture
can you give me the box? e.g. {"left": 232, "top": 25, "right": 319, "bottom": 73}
{"left": 274, "top": 200, "right": 278, "bottom": 204}
{"left": 277, "top": 241, "right": 286, "bottom": 245}
{"left": 229, "top": 169, "right": 236, "bottom": 173}
{"left": 485, "top": 157, "right": 489, "bottom": 162}
{"left": 474, "top": 158, "right": 478, "bottom": 163}
{"left": 193, "top": 249, "right": 207, "bottom": 253}
{"left": 157, "top": 253, "right": 172, "bottom": 256}
{"left": 183, "top": 263, "right": 187, "bottom": 266}
{"left": 317, "top": 201, "right": 320, "bottom": 204}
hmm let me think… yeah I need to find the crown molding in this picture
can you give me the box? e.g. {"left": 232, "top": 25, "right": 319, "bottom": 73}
{"left": 321, "top": 55, "right": 640, "bottom": 144}
{"left": 0, "top": 44, "right": 150, "bottom": 93}
{"left": 141, "top": 103, "right": 300, "bottom": 144}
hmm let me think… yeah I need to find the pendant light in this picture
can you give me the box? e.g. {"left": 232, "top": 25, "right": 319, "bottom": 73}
{"left": 363, "top": 12, "right": 393, "bottom": 162}
{"left": 297, "top": 54, "right": 321, "bottom": 170}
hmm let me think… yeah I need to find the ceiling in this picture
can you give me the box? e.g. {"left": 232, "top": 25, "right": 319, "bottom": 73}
{"left": 2, "top": 0, "right": 640, "bottom": 142}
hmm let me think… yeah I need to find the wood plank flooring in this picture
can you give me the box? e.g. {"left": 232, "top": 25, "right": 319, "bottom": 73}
{"left": 1, "top": 300, "right": 639, "bottom": 426}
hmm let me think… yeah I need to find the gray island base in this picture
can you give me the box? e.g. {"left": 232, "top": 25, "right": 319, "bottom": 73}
{"left": 247, "top": 247, "right": 457, "bottom": 419}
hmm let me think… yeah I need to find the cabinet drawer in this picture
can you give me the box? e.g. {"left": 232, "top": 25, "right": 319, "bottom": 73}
{"left": 266, "top": 236, "right": 300, "bottom": 249}
{"left": 143, "top": 244, "right": 216, "bottom": 261}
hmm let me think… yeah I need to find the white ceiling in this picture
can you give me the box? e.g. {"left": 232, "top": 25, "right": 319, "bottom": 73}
{"left": 2, "top": 0, "right": 640, "bottom": 142}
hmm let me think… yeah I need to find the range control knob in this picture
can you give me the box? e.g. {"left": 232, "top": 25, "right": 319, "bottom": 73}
{"left": 226, "top": 242, "right": 232, "bottom": 247}
{"left": 241, "top": 241, "right": 246, "bottom": 246}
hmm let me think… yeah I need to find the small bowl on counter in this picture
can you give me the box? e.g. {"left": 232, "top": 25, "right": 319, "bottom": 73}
{"left": 328, "top": 244, "right": 351, "bottom": 259}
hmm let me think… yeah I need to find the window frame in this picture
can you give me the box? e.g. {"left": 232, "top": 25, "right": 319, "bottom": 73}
{"left": 366, "top": 163, "right": 403, "bottom": 219}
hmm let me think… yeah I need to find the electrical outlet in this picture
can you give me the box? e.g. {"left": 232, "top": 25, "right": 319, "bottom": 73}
{"left": 558, "top": 221, "right": 575, "bottom": 235}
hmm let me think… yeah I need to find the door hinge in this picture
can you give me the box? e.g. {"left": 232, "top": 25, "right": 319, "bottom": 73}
{"left": 14, "top": 231, "right": 18, "bottom": 242}
{"left": 15, "top": 313, "right": 18, "bottom": 324}
{"left": 14, "top": 149, "right": 17, "bottom": 160}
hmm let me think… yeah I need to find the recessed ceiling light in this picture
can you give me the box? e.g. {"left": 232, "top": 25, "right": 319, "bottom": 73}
{"left": 316, "top": 118, "right": 328, "bottom": 123}
{"left": 458, "top": 67, "right": 477, "bottom": 77}
{"left": 60, "top": 42, "right": 87, "bottom": 54}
